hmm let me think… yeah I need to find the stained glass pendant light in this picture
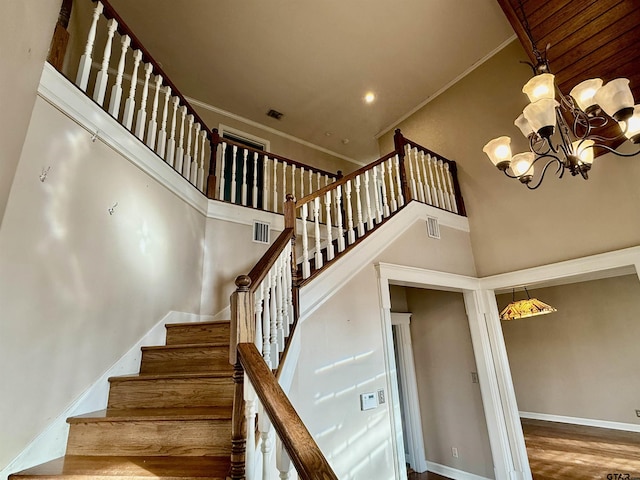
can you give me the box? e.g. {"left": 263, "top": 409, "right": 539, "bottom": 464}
{"left": 500, "top": 287, "right": 557, "bottom": 321}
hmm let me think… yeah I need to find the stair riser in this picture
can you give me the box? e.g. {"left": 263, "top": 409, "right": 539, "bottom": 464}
{"left": 67, "top": 420, "right": 231, "bottom": 456}
{"left": 108, "top": 377, "right": 234, "bottom": 409}
{"left": 165, "top": 323, "right": 230, "bottom": 345}
{"left": 140, "top": 346, "right": 231, "bottom": 374}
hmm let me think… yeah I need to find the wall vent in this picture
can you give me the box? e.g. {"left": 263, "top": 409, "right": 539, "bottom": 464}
{"left": 426, "top": 216, "right": 440, "bottom": 239}
{"left": 266, "top": 109, "right": 284, "bottom": 120}
{"left": 253, "top": 221, "right": 271, "bottom": 244}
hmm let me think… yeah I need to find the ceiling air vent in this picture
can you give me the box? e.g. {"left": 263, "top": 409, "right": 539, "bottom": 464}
{"left": 426, "top": 216, "right": 440, "bottom": 239}
{"left": 266, "top": 109, "right": 284, "bottom": 120}
{"left": 253, "top": 221, "right": 271, "bottom": 244}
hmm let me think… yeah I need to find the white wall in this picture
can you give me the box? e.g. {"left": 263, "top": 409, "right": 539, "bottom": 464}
{"left": 0, "top": 96, "right": 206, "bottom": 470}
{"left": 290, "top": 215, "right": 477, "bottom": 479}
{"left": 0, "top": 0, "right": 60, "bottom": 227}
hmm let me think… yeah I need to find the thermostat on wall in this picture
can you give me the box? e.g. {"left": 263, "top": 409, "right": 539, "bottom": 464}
{"left": 360, "top": 392, "right": 378, "bottom": 411}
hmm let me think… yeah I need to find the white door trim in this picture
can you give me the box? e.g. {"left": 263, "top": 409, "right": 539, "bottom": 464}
{"left": 391, "top": 312, "right": 429, "bottom": 473}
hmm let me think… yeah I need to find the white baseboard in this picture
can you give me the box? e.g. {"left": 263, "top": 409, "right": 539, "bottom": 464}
{"left": 0, "top": 311, "right": 214, "bottom": 480}
{"left": 519, "top": 411, "right": 640, "bottom": 433}
{"left": 426, "top": 461, "right": 492, "bottom": 480}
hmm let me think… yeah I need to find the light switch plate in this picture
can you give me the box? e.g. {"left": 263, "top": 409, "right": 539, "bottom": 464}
{"left": 360, "top": 392, "right": 378, "bottom": 411}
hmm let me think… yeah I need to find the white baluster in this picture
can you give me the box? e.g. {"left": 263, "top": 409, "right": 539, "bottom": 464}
{"left": 76, "top": 1, "right": 104, "bottom": 90}
{"left": 275, "top": 257, "right": 285, "bottom": 352}
{"left": 241, "top": 149, "right": 249, "bottom": 206}
{"left": 123, "top": 49, "right": 142, "bottom": 130}
{"left": 284, "top": 243, "right": 293, "bottom": 333}
{"left": 301, "top": 203, "right": 311, "bottom": 279}
{"left": 165, "top": 96, "right": 179, "bottom": 167}
{"left": 335, "top": 185, "right": 345, "bottom": 252}
{"left": 432, "top": 155, "right": 444, "bottom": 208}
{"left": 272, "top": 159, "right": 279, "bottom": 213}
{"left": 407, "top": 146, "right": 417, "bottom": 200}
{"left": 146, "top": 75, "right": 163, "bottom": 149}
{"left": 427, "top": 154, "right": 440, "bottom": 208}
{"left": 317, "top": 172, "right": 321, "bottom": 191}
{"left": 93, "top": 18, "right": 118, "bottom": 105}
{"left": 263, "top": 155, "right": 269, "bottom": 210}
{"left": 438, "top": 160, "right": 452, "bottom": 211}
{"left": 270, "top": 267, "right": 279, "bottom": 369}
{"left": 255, "top": 283, "right": 264, "bottom": 354}
{"left": 191, "top": 123, "right": 201, "bottom": 185}
{"left": 445, "top": 162, "right": 459, "bottom": 214}
{"left": 387, "top": 159, "right": 397, "bottom": 212}
{"left": 244, "top": 383, "right": 258, "bottom": 480}
{"left": 134, "top": 62, "right": 153, "bottom": 140}
{"left": 108, "top": 34, "right": 130, "bottom": 117}
{"left": 276, "top": 437, "right": 292, "bottom": 480}
{"left": 174, "top": 105, "right": 187, "bottom": 172}
{"left": 412, "top": 147, "right": 425, "bottom": 203}
{"left": 313, "top": 197, "right": 323, "bottom": 269}
{"left": 156, "top": 86, "right": 171, "bottom": 158}
{"left": 420, "top": 151, "right": 433, "bottom": 205}
{"left": 182, "top": 114, "right": 194, "bottom": 179}
{"left": 364, "top": 170, "right": 374, "bottom": 230}
{"left": 345, "top": 180, "right": 355, "bottom": 244}
{"left": 218, "top": 142, "right": 227, "bottom": 200}
{"left": 290, "top": 165, "right": 296, "bottom": 201}
{"left": 198, "top": 130, "right": 206, "bottom": 191}
{"left": 230, "top": 145, "right": 238, "bottom": 204}
{"left": 300, "top": 166, "right": 305, "bottom": 198}
{"left": 324, "top": 191, "right": 334, "bottom": 261}
{"left": 395, "top": 154, "right": 404, "bottom": 208}
{"left": 281, "top": 161, "right": 287, "bottom": 212}
{"left": 252, "top": 152, "right": 259, "bottom": 208}
{"left": 262, "top": 274, "right": 272, "bottom": 367}
{"left": 355, "top": 175, "right": 365, "bottom": 237}
{"left": 372, "top": 165, "right": 382, "bottom": 223}
{"left": 308, "top": 169, "right": 313, "bottom": 197}
{"left": 260, "top": 411, "right": 273, "bottom": 480}
{"left": 379, "top": 162, "right": 390, "bottom": 217}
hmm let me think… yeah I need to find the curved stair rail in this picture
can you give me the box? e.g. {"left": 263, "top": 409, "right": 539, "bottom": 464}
{"left": 229, "top": 196, "right": 337, "bottom": 479}
{"left": 295, "top": 129, "right": 466, "bottom": 283}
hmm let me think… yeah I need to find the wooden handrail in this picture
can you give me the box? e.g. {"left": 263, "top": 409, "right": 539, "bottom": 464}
{"left": 238, "top": 343, "right": 339, "bottom": 480}
{"left": 99, "top": 0, "right": 213, "bottom": 138}
{"left": 403, "top": 137, "right": 457, "bottom": 168}
{"left": 220, "top": 137, "right": 339, "bottom": 180}
{"left": 297, "top": 150, "right": 397, "bottom": 206}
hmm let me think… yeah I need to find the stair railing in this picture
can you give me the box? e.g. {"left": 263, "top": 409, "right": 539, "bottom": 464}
{"left": 58, "top": 0, "right": 342, "bottom": 211}
{"left": 214, "top": 137, "right": 339, "bottom": 214}
{"left": 229, "top": 195, "right": 337, "bottom": 479}
{"left": 295, "top": 129, "right": 466, "bottom": 283}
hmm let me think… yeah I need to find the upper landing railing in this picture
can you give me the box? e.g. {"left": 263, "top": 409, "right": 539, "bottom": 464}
{"left": 55, "top": 0, "right": 339, "bottom": 215}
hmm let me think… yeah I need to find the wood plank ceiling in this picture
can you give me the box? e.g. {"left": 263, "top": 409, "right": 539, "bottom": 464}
{"left": 497, "top": 0, "right": 640, "bottom": 150}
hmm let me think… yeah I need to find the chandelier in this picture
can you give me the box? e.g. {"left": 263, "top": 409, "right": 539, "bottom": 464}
{"left": 499, "top": 287, "right": 556, "bottom": 321}
{"left": 482, "top": 5, "right": 640, "bottom": 190}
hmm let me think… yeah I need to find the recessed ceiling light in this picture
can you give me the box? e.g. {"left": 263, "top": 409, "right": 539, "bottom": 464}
{"left": 364, "top": 92, "right": 376, "bottom": 104}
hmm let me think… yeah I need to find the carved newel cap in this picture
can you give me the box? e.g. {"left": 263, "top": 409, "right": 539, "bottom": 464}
{"left": 235, "top": 275, "right": 251, "bottom": 291}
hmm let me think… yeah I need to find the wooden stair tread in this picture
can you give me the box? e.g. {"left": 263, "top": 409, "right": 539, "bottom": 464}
{"left": 10, "top": 455, "right": 230, "bottom": 479}
{"left": 165, "top": 320, "right": 230, "bottom": 328}
{"left": 140, "top": 342, "right": 229, "bottom": 351}
{"left": 68, "top": 407, "right": 232, "bottom": 423}
{"left": 108, "top": 371, "right": 233, "bottom": 382}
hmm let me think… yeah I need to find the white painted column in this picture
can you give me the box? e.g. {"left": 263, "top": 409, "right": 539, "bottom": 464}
{"left": 156, "top": 86, "right": 171, "bottom": 158}
{"left": 230, "top": 145, "right": 238, "bottom": 204}
{"left": 324, "top": 191, "right": 334, "bottom": 261}
{"left": 345, "top": 180, "right": 355, "bottom": 245}
{"left": 301, "top": 203, "right": 311, "bottom": 279}
{"left": 108, "top": 34, "right": 131, "bottom": 118}
{"left": 146, "top": 75, "right": 163, "bottom": 149}
{"left": 252, "top": 152, "right": 259, "bottom": 209}
{"left": 335, "top": 185, "right": 345, "bottom": 253}
{"left": 122, "top": 49, "right": 142, "bottom": 130}
{"left": 182, "top": 114, "right": 194, "bottom": 179}
{"left": 218, "top": 142, "right": 227, "bottom": 200}
{"left": 93, "top": 18, "right": 118, "bottom": 106}
{"left": 76, "top": 1, "right": 104, "bottom": 90}
{"left": 313, "top": 197, "right": 323, "bottom": 269}
{"left": 191, "top": 123, "right": 201, "bottom": 185}
{"left": 174, "top": 105, "right": 187, "bottom": 172}
{"left": 134, "top": 62, "right": 153, "bottom": 140}
{"left": 355, "top": 175, "right": 365, "bottom": 237}
{"left": 165, "top": 96, "right": 179, "bottom": 167}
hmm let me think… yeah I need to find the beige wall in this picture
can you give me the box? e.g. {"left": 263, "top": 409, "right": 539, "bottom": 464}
{"left": 0, "top": 0, "right": 60, "bottom": 227}
{"left": 498, "top": 275, "right": 640, "bottom": 425}
{"left": 401, "top": 288, "right": 494, "bottom": 479}
{"left": 0, "top": 97, "right": 206, "bottom": 470}
{"left": 378, "top": 40, "right": 640, "bottom": 276}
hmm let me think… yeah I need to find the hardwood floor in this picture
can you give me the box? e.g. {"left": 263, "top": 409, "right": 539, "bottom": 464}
{"left": 522, "top": 418, "right": 640, "bottom": 480}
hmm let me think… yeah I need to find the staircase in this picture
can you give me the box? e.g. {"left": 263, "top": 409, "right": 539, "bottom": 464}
{"left": 10, "top": 320, "right": 235, "bottom": 479}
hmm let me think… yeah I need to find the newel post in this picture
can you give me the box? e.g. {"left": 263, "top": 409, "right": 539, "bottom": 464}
{"left": 394, "top": 128, "right": 412, "bottom": 204}
{"left": 230, "top": 274, "right": 254, "bottom": 480}
{"left": 207, "top": 128, "right": 220, "bottom": 199}
{"left": 48, "top": 0, "right": 73, "bottom": 71}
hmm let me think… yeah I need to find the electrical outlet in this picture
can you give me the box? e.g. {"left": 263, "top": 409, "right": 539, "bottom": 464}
{"left": 636, "top": 409, "right": 640, "bottom": 418}
{"left": 471, "top": 372, "right": 479, "bottom": 383}
{"left": 452, "top": 447, "right": 459, "bottom": 458}
{"left": 377, "top": 389, "right": 386, "bottom": 404}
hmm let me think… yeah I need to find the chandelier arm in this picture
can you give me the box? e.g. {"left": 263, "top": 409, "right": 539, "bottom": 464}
{"left": 590, "top": 143, "right": 640, "bottom": 158}
{"left": 526, "top": 155, "right": 564, "bottom": 190}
